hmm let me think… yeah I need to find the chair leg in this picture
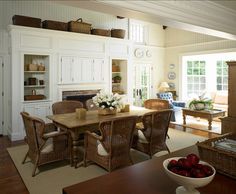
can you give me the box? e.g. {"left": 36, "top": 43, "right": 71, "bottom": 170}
{"left": 166, "top": 133, "right": 170, "bottom": 139}
{"left": 32, "top": 155, "right": 39, "bottom": 177}
{"left": 83, "top": 135, "right": 88, "bottom": 167}
{"left": 166, "top": 145, "right": 171, "bottom": 153}
{"left": 22, "top": 151, "right": 29, "bottom": 164}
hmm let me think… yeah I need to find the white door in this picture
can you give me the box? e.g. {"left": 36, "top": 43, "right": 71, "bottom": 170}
{"left": 133, "top": 63, "right": 152, "bottom": 106}
{"left": 0, "top": 56, "right": 3, "bottom": 134}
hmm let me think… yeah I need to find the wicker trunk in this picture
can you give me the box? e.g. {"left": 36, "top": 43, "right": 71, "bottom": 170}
{"left": 12, "top": 15, "right": 41, "bottom": 28}
{"left": 68, "top": 18, "right": 91, "bottom": 34}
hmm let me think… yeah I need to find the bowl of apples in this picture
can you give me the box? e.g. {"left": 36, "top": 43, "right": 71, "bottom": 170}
{"left": 163, "top": 153, "right": 215, "bottom": 194}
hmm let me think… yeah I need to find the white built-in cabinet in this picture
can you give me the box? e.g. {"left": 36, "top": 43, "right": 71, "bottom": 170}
{"left": 59, "top": 56, "right": 105, "bottom": 84}
{"left": 9, "top": 25, "right": 132, "bottom": 141}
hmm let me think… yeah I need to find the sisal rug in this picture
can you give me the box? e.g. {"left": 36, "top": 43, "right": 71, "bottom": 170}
{"left": 7, "top": 128, "right": 207, "bottom": 194}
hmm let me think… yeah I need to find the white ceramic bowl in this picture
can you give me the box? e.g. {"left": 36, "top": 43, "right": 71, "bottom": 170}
{"left": 163, "top": 157, "right": 216, "bottom": 194}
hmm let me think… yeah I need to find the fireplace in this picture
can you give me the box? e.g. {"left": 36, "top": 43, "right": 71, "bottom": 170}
{"left": 62, "top": 90, "right": 100, "bottom": 108}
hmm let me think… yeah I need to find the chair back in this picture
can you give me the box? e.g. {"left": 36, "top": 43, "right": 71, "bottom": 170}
{"left": 52, "top": 100, "right": 83, "bottom": 114}
{"left": 86, "top": 99, "right": 98, "bottom": 110}
{"left": 20, "top": 112, "right": 45, "bottom": 153}
{"left": 144, "top": 99, "right": 170, "bottom": 110}
{"left": 100, "top": 116, "right": 137, "bottom": 157}
{"left": 142, "top": 110, "right": 172, "bottom": 145}
{"left": 156, "top": 92, "right": 173, "bottom": 102}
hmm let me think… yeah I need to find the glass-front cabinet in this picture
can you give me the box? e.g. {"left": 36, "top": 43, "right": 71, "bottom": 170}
{"left": 23, "top": 54, "right": 50, "bottom": 102}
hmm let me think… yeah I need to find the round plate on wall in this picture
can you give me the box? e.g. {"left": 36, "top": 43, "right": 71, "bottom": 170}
{"left": 146, "top": 49, "right": 152, "bottom": 57}
{"left": 169, "top": 64, "right": 175, "bottom": 69}
{"left": 168, "top": 72, "right": 176, "bottom": 80}
{"left": 134, "top": 48, "right": 144, "bottom": 58}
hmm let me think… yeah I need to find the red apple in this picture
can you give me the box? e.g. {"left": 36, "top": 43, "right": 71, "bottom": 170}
{"left": 187, "top": 153, "right": 199, "bottom": 165}
{"left": 194, "top": 163, "right": 204, "bottom": 169}
{"left": 167, "top": 159, "right": 178, "bottom": 170}
{"left": 202, "top": 165, "right": 214, "bottom": 176}
{"left": 169, "top": 167, "right": 180, "bottom": 174}
{"left": 177, "top": 170, "right": 191, "bottom": 177}
{"left": 177, "top": 158, "right": 192, "bottom": 169}
{"left": 190, "top": 168, "right": 206, "bottom": 178}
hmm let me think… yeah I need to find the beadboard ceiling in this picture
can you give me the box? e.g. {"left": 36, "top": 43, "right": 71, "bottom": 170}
{"left": 54, "top": 0, "right": 236, "bottom": 40}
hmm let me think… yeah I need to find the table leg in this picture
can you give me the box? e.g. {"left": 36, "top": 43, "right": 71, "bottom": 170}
{"left": 208, "top": 118, "right": 212, "bottom": 130}
{"left": 69, "top": 130, "right": 80, "bottom": 168}
{"left": 183, "top": 113, "right": 186, "bottom": 131}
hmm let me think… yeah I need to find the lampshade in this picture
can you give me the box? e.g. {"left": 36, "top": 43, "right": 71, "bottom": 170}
{"left": 159, "top": 82, "right": 169, "bottom": 92}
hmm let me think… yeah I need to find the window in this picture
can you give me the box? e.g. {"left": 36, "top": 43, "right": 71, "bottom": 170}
{"left": 129, "top": 21, "right": 146, "bottom": 44}
{"left": 182, "top": 52, "right": 236, "bottom": 100}
{"left": 216, "top": 60, "right": 228, "bottom": 91}
{"left": 186, "top": 60, "right": 206, "bottom": 97}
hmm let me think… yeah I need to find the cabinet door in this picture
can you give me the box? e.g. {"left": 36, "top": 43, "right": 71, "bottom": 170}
{"left": 24, "top": 103, "right": 51, "bottom": 123}
{"left": 60, "top": 56, "right": 73, "bottom": 84}
{"left": 93, "top": 59, "right": 105, "bottom": 82}
{"left": 80, "top": 58, "right": 93, "bottom": 83}
{"left": 72, "top": 57, "right": 82, "bottom": 83}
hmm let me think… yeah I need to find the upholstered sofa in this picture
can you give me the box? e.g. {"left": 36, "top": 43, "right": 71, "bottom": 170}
{"left": 156, "top": 92, "right": 186, "bottom": 122}
{"left": 211, "top": 91, "right": 228, "bottom": 114}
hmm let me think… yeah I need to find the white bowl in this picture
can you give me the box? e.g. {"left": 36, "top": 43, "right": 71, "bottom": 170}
{"left": 163, "top": 157, "right": 216, "bottom": 194}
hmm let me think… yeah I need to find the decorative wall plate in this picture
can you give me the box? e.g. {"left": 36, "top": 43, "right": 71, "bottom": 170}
{"left": 169, "top": 64, "right": 175, "bottom": 69}
{"left": 134, "top": 48, "right": 144, "bottom": 58}
{"left": 168, "top": 72, "right": 176, "bottom": 80}
{"left": 146, "top": 49, "right": 152, "bottom": 57}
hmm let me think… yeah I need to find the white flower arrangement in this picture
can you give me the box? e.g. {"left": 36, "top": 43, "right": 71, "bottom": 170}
{"left": 92, "top": 91, "right": 124, "bottom": 110}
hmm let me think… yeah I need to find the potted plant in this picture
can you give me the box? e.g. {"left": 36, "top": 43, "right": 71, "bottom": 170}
{"left": 113, "top": 75, "right": 122, "bottom": 83}
{"left": 189, "top": 97, "right": 213, "bottom": 110}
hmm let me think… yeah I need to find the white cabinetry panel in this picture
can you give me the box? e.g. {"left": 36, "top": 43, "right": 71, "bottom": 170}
{"left": 80, "top": 58, "right": 93, "bottom": 83}
{"left": 20, "top": 34, "right": 52, "bottom": 49}
{"left": 60, "top": 56, "right": 74, "bottom": 84}
{"left": 23, "top": 102, "right": 51, "bottom": 123}
{"left": 93, "top": 58, "right": 105, "bottom": 82}
{"left": 59, "top": 39, "right": 105, "bottom": 53}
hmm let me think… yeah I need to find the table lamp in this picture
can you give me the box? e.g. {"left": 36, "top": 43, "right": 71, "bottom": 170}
{"left": 159, "top": 82, "right": 170, "bottom": 92}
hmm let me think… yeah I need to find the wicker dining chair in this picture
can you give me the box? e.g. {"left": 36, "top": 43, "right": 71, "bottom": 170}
{"left": 52, "top": 100, "right": 84, "bottom": 165}
{"left": 21, "top": 112, "right": 69, "bottom": 177}
{"left": 84, "top": 116, "right": 137, "bottom": 172}
{"left": 85, "top": 99, "right": 98, "bottom": 110}
{"left": 143, "top": 99, "right": 172, "bottom": 138}
{"left": 132, "top": 110, "right": 172, "bottom": 158}
{"left": 52, "top": 100, "right": 83, "bottom": 114}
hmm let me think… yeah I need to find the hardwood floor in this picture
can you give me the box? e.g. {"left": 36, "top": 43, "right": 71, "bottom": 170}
{"left": 0, "top": 125, "right": 219, "bottom": 194}
{"left": 0, "top": 136, "right": 28, "bottom": 194}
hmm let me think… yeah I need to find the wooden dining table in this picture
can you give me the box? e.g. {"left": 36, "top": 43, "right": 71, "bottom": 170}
{"left": 47, "top": 106, "right": 156, "bottom": 167}
{"left": 63, "top": 145, "right": 236, "bottom": 194}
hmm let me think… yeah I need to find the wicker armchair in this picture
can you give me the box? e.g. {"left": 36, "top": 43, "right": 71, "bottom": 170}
{"left": 52, "top": 100, "right": 83, "bottom": 114}
{"left": 21, "top": 112, "right": 69, "bottom": 177}
{"left": 132, "top": 110, "right": 172, "bottom": 158}
{"left": 85, "top": 99, "right": 98, "bottom": 110}
{"left": 144, "top": 99, "right": 170, "bottom": 110}
{"left": 84, "top": 116, "right": 137, "bottom": 172}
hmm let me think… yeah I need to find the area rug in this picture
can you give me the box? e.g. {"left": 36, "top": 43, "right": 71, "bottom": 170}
{"left": 7, "top": 128, "right": 207, "bottom": 194}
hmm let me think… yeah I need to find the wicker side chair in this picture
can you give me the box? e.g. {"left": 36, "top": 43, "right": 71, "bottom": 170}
{"left": 84, "top": 116, "right": 137, "bottom": 172}
{"left": 21, "top": 112, "right": 69, "bottom": 177}
{"left": 52, "top": 100, "right": 83, "bottom": 114}
{"left": 132, "top": 110, "right": 172, "bottom": 158}
{"left": 86, "top": 99, "right": 98, "bottom": 110}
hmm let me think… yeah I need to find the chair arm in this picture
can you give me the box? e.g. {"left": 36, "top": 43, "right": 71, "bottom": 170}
{"left": 172, "top": 101, "right": 186, "bottom": 108}
{"left": 85, "top": 131, "right": 102, "bottom": 141}
{"left": 45, "top": 123, "right": 58, "bottom": 133}
{"left": 42, "top": 131, "right": 67, "bottom": 140}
